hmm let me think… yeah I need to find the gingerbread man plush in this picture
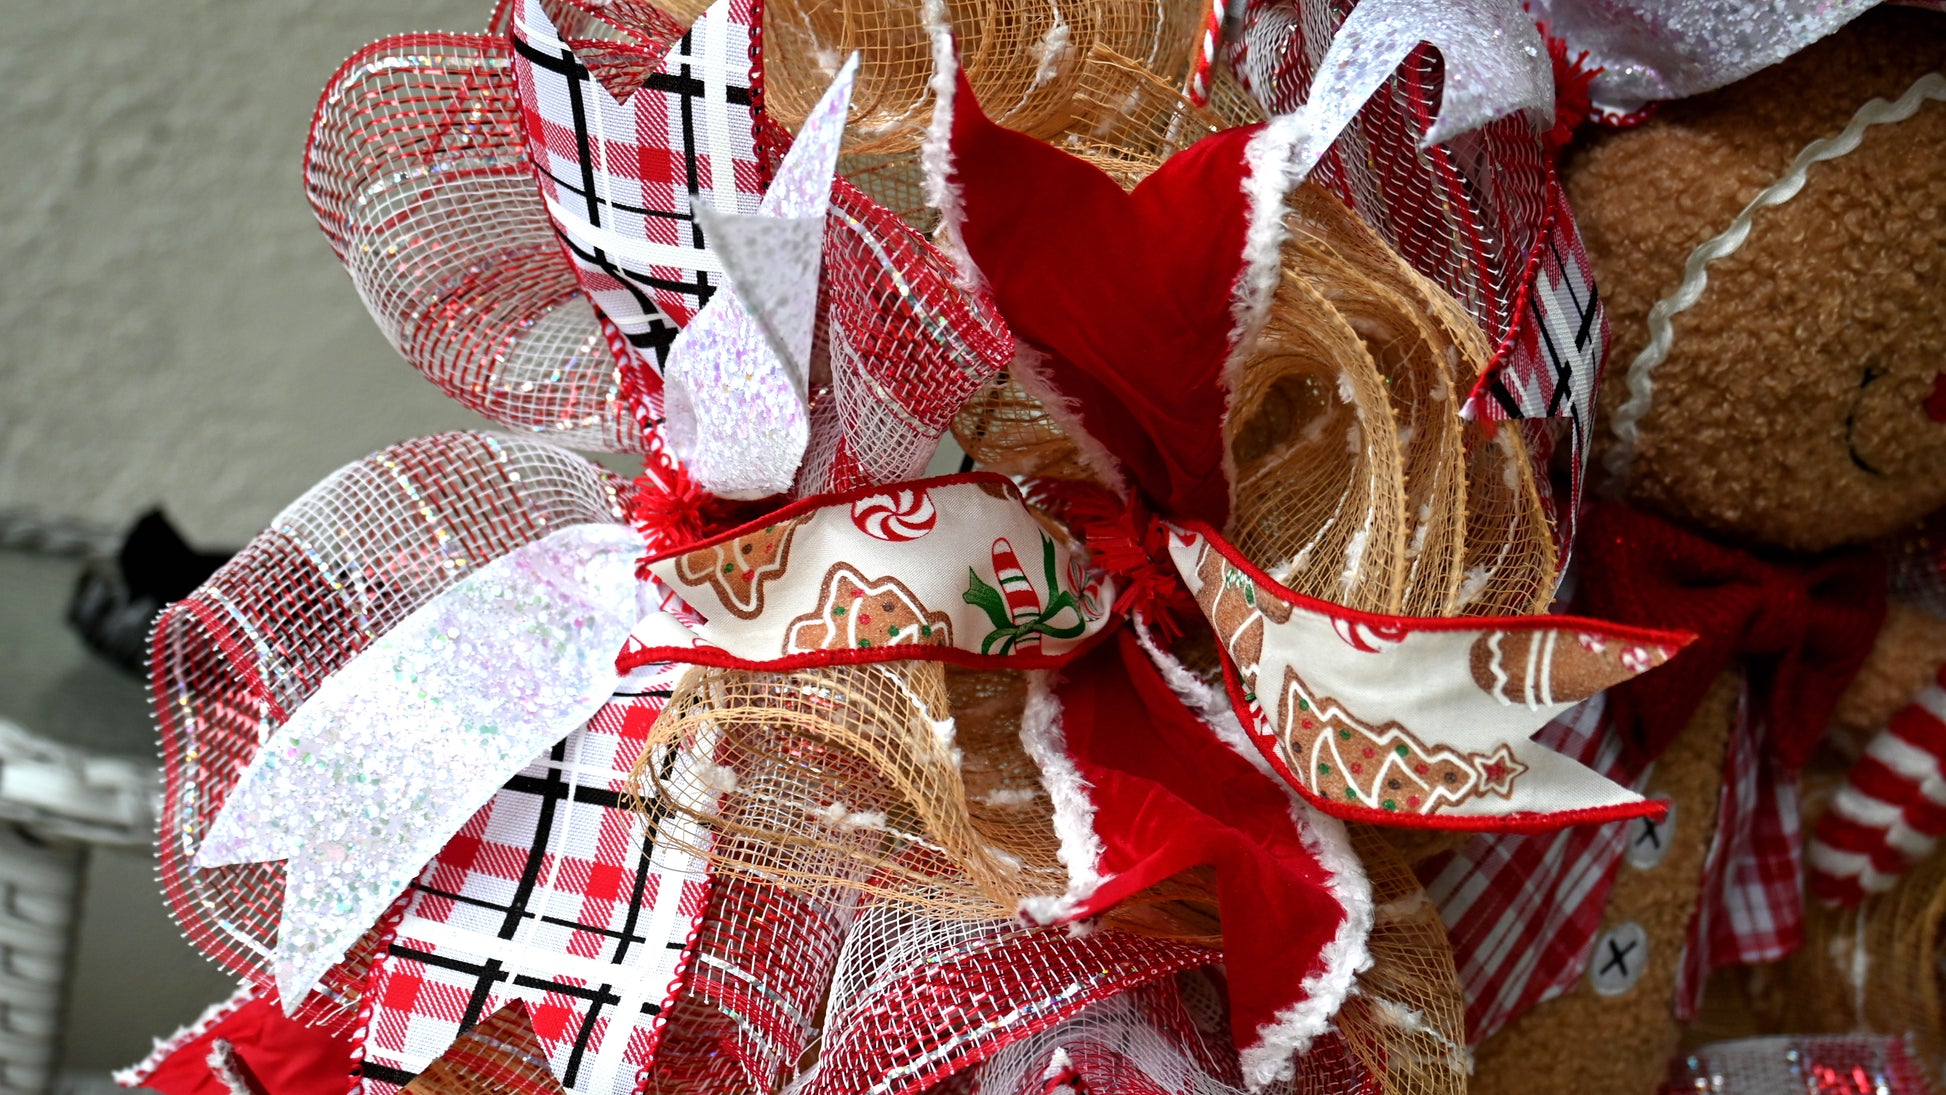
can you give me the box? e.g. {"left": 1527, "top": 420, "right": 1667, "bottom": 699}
{"left": 1467, "top": 10, "right": 1946, "bottom": 1093}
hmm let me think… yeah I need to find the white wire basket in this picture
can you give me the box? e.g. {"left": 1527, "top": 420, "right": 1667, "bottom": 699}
{"left": 0, "top": 719, "right": 156, "bottom": 1095}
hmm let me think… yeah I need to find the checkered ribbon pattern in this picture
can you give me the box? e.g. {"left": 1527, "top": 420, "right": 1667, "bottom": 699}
{"left": 514, "top": 0, "right": 1013, "bottom": 491}
{"left": 356, "top": 665, "right": 710, "bottom": 1095}
{"left": 512, "top": 0, "right": 764, "bottom": 371}
{"left": 1423, "top": 686, "right": 1804, "bottom": 1042}
{"left": 1675, "top": 700, "right": 1802, "bottom": 1019}
{"left": 1419, "top": 695, "right": 1639, "bottom": 1044}
{"left": 1227, "top": 0, "right": 1609, "bottom": 546}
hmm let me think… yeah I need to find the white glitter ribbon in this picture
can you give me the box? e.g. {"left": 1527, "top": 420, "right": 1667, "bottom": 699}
{"left": 195, "top": 522, "right": 648, "bottom": 1010}
{"left": 1250, "top": 0, "right": 1554, "bottom": 176}
{"left": 1234, "top": 0, "right": 1554, "bottom": 332}
{"left": 663, "top": 56, "right": 858, "bottom": 499}
{"left": 1528, "top": 0, "right": 1878, "bottom": 114}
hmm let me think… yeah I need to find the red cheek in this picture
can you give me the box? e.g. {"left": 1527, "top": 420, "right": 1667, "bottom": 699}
{"left": 1926, "top": 372, "right": 1946, "bottom": 424}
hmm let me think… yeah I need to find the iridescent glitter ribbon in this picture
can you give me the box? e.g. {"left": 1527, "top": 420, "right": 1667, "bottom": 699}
{"left": 1250, "top": 0, "right": 1555, "bottom": 176}
{"left": 1235, "top": 0, "right": 1555, "bottom": 320}
{"left": 1528, "top": 0, "right": 1879, "bottom": 113}
{"left": 195, "top": 522, "right": 649, "bottom": 1009}
{"left": 663, "top": 57, "right": 857, "bottom": 499}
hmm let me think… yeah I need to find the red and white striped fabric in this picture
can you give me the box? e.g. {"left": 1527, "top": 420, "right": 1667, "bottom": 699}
{"left": 1184, "top": 0, "right": 1226, "bottom": 106}
{"left": 356, "top": 669, "right": 711, "bottom": 1095}
{"left": 1808, "top": 662, "right": 1946, "bottom": 906}
{"left": 1420, "top": 696, "right": 1641, "bottom": 1044}
{"left": 1675, "top": 696, "right": 1801, "bottom": 1018}
{"left": 511, "top": 0, "right": 763, "bottom": 370}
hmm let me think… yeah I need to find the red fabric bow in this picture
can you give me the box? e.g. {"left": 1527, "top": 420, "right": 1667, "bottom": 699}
{"left": 945, "top": 81, "right": 1362, "bottom": 1066}
{"left": 1575, "top": 500, "right": 1886, "bottom": 767}
{"left": 1056, "top": 631, "right": 1354, "bottom": 1067}
{"left": 947, "top": 70, "right": 1258, "bottom": 527}
{"left": 126, "top": 988, "right": 354, "bottom": 1095}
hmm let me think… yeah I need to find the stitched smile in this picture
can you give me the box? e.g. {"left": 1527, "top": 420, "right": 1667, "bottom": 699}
{"left": 1846, "top": 368, "right": 1887, "bottom": 476}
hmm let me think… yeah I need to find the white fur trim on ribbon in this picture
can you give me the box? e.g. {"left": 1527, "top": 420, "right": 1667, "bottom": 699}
{"left": 1015, "top": 671, "right": 1110, "bottom": 924}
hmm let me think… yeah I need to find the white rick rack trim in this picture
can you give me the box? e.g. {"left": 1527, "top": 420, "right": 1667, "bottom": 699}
{"left": 1602, "top": 70, "right": 1946, "bottom": 493}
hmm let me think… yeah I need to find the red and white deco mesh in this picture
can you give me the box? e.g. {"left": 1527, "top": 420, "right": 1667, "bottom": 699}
{"left": 786, "top": 904, "right": 1222, "bottom": 1095}
{"left": 793, "top": 177, "right": 1014, "bottom": 496}
{"left": 305, "top": 33, "right": 650, "bottom": 453}
{"left": 963, "top": 974, "right": 1376, "bottom": 1095}
{"left": 151, "top": 431, "right": 632, "bottom": 1018}
{"left": 1808, "top": 662, "right": 1946, "bottom": 905}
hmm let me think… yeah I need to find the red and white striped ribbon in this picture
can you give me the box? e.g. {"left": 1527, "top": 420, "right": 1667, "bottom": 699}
{"left": 1185, "top": 0, "right": 1226, "bottom": 106}
{"left": 1808, "top": 662, "right": 1946, "bottom": 905}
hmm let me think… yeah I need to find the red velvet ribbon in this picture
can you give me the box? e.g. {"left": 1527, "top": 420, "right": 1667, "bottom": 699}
{"left": 1055, "top": 631, "right": 1353, "bottom": 1060}
{"left": 127, "top": 990, "right": 354, "bottom": 1095}
{"left": 868, "top": 62, "right": 1359, "bottom": 1043}
{"left": 1576, "top": 500, "right": 1886, "bottom": 767}
{"left": 947, "top": 70, "right": 1258, "bottom": 528}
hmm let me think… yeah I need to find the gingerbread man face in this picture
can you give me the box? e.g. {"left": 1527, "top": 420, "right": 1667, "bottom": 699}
{"left": 1569, "top": 10, "right": 1946, "bottom": 552}
{"left": 672, "top": 519, "right": 804, "bottom": 619}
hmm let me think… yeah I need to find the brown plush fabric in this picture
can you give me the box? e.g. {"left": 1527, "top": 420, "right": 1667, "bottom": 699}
{"left": 1569, "top": 8, "right": 1946, "bottom": 552}
{"left": 1470, "top": 674, "right": 1738, "bottom": 1095}
{"left": 1522, "top": 13, "right": 1946, "bottom": 1083}
{"left": 1830, "top": 600, "right": 1946, "bottom": 744}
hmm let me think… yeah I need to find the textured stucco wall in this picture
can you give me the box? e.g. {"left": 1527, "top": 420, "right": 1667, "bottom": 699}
{"left": 0, "top": 0, "right": 507, "bottom": 1073}
{"left": 0, "top": 0, "right": 500, "bottom": 549}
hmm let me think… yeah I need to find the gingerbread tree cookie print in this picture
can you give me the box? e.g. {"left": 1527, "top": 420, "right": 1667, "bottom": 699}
{"left": 672, "top": 518, "right": 803, "bottom": 619}
{"left": 1276, "top": 666, "right": 1528, "bottom": 814}
{"left": 786, "top": 564, "right": 954, "bottom": 652}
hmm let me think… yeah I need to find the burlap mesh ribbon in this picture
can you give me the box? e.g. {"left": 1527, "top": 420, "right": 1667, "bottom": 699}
{"left": 1340, "top": 824, "right": 1472, "bottom": 1095}
{"left": 631, "top": 663, "right": 1065, "bottom": 916}
{"left": 1755, "top": 845, "right": 1946, "bottom": 1084}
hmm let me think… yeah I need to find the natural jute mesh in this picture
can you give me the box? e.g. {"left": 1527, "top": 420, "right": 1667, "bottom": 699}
{"left": 951, "top": 362, "right": 1100, "bottom": 481}
{"left": 1281, "top": 183, "right": 1555, "bottom": 615}
{"left": 630, "top": 663, "right": 1068, "bottom": 919}
{"left": 819, "top": 17, "right": 1254, "bottom": 229}
{"left": 764, "top": 0, "right": 1207, "bottom": 159}
{"left": 1224, "top": 255, "right": 1408, "bottom": 614}
{"left": 1336, "top": 823, "right": 1470, "bottom": 1095}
